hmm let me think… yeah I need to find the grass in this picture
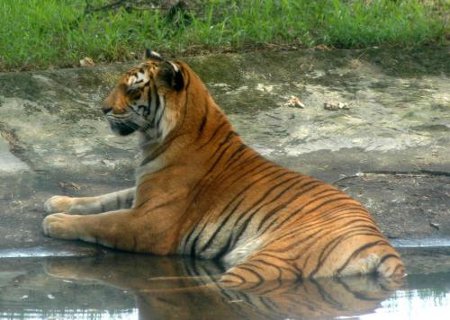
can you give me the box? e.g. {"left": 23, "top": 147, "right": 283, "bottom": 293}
{"left": 0, "top": 0, "right": 448, "bottom": 71}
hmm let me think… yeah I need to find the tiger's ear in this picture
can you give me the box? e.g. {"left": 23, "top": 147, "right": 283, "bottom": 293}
{"left": 157, "top": 61, "right": 184, "bottom": 91}
{"left": 145, "top": 49, "right": 163, "bottom": 61}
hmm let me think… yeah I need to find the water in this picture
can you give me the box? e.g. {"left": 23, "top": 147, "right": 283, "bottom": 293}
{"left": 0, "top": 247, "right": 449, "bottom": 320}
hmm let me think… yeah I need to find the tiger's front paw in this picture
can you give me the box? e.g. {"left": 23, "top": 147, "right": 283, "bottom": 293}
{"left": 42, "top": 213, "right": 80, "bottom": 240}
{"left": 44, "top": 196, "right": 74, "bottom": 214}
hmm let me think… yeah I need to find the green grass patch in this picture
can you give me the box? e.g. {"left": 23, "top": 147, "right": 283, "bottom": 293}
{"left": 0, "top": 0, "right": 448, "bottom": 71}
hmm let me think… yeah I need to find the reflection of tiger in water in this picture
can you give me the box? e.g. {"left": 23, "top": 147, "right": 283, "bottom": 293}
{"left": 45, "top": 255, "right": 402, "bottom": 320}
{"left": 43, "top": 50, "right": 405, "bottom": 285}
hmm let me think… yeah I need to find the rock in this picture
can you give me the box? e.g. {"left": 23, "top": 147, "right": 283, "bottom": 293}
{"left": 323, "top": 101, "right": 350, "bottom": 110}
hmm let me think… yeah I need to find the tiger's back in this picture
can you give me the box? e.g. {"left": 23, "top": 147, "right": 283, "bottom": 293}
{"left": 42, "top": 51, "right": 404, "bottom": 285}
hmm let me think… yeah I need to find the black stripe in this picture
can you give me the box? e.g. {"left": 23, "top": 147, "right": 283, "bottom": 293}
{"left": 230, "top": 174, "right": 301, "bottom": 228}
{"left": 154, "top": 96, "right": 164, "bottom": 128}
{"left": 239, "top": 264, "right": 269, "bottom": 290}
{"left": 197, "top": 99, "right": 209, "bottom": 140}
{"left": 198, "top": 115, "right": 207, "bottom": 137}
{"left": 188, "top": 189, "right": 241, "bottom": 249}
{"left": 212, "top": 232, "right": 235, "bottom": 260}
{"left": 177, "top": 87, "right": 189, "bottom": 131}
{"left": 222, "top": 143, "right": 248, "bottom": 167}
{"left": 251, "top": 259, "right": 283, "bottom": 281}
{"left": 184, "top": 188, "right": 247, "bottom": 254}
{"left": 336, "top": 240, "right": 388, "bottom": 275}
{"left": 147, "top": 82, "right": 154, "bottom": 118}
{"left": 182, "top": 224, "right": 201, "bottom": 254}
{"left": 217, "top": 130, "right": 238, "bottom": 149}
{"left": 186, "top": 139, "right": 244, "bottom": 207}
{"left": 266, "top": 186, "right": 349, "bottom": 231}
{"left": 205, "top": 131, "right": 238, "bottom": 164}
{"left": 203, "top": 141, "right": 235, "bottom": 178}
{"left": 215, "top": 155, "right": 270, "bottom": 187}
{"left": 188, "top": 130, "right": 238, "bottom": 197}
{"left": 140, "top": 138, "right": 172, "bottom": 166}
{"left": 260, "top": 190, "right": 351, "bottom": 234}
{"left": 243, "top": 180, "right": 324, "bottom": 225}
{"left": 337, "top": 277, "right": 386, "bottom": 301}
{"left": 199, "top": 197, "right": 246, "bottom": 255}
{"left": 190, "top": 232, "right": 200, "bottom": 257}
{"left": 275, "top": 213, "right": 378, "bottom": 255}
{"left": 220, "top": 272, "right": 245, "bottom": 286}
{"left": 311, "top": 278, "right": 344, "bottom": 308}
{"left": 134, "top": 195, "right": 180, "bottom": 211}
{"left": 238, "top": 265, "right": 264, "bottom": 284}
{"left": 257, "top": 182, "right": 336, "bottom": 233}
{"left": 196, "top": 121, "right": 228, "bottom": 150}
{"left": 378, "top": 253, "right": 401, "bottom": 265}
{"left": 211, "top": 176, "right": 304, "bottom": 254}
{"left": 304, "top": 223, "right": 379, "bottom": 277}
{"left": 262, "top": 224, "right": 374, "bottom": 275}
{"left": 391, "top": 263, "right": 405, "bottom": 275}
{"left": 230, "top": 176, "right": 304, "bottom": 243}
{"left": 226, "top": 216, "right": 252, "bottom": 252}
{"left": 196, "top": 167, "right": 289, "bottom": 256}
{"left": 200, "top": 171, "right": 303, "bottom": 255}
{"left": 309, "top": 232, "right": 387, "bottom": 278}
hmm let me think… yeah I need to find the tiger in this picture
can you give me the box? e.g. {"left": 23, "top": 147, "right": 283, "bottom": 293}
{"left": 42, "top": 49, "right": 405, "bottom": 286}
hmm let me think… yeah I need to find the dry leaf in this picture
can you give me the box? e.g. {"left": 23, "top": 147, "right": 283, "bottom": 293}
{"left": 285, "top": 95, "right": 305, "bottom": 108}
{"left": 80, "top": 57, "right": 95, "bottom": 67}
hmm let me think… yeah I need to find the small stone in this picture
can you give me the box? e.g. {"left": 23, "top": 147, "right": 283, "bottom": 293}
{"left": 228, "top": 299, "right": 244, "bottom": 303}
{"left": 101, "top": 159, "right": 116, "bottom": 169}
{"left": 314, "top": 44, "right": 332, "bottom": 51}
{"left": 59, "top": 182, "right": 81, "bottom": 191}
{"left": 285, "top": 95, "right": 305, "bottom": 108}
{"left": 430, "top": 222, "right": 440, "bottom": 230}
{"left": 80, "top": 57, "right": 95, "bottom": 67}
{"left": 324, "top": 101, "right": 350, "bottom": 111}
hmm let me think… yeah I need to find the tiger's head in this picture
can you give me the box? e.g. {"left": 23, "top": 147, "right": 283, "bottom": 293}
{"left": 102, "top": 50, "right": 187, "bottom": 141}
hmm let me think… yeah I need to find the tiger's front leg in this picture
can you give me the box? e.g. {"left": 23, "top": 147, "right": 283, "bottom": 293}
{"left": 44, "top": 187, "right": 135, "bottom": 215}
{"left": 42, "top": 208, "right": 174, "bottom": 254}
{"left": 43, "top": 209, "right": 140, "bottom": 250}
